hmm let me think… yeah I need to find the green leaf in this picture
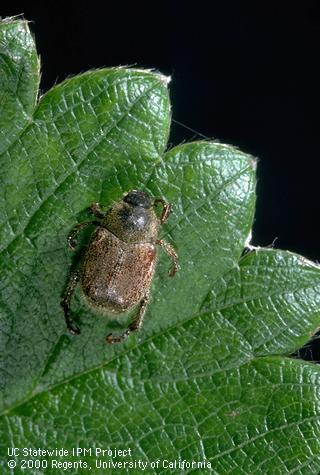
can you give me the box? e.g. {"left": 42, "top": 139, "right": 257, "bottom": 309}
{"left": 0, "top": 17, "right": 39, "bottom": 155}
{"left": 1, "top": 17, "right": 320, "bottom": 475}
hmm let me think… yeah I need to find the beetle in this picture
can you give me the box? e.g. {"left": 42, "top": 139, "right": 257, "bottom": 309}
{"left": 61, "top": 190, "right": 178, "bottom": 343}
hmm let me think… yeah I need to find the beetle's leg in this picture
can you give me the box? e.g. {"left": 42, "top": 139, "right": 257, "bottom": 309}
{"left": 61, "top": 268, "right": 81, "bottom": 335}
{"left": 157, "top": 239, "right": 179, "bottom": 276}
{"left": 68, "top": 220, "right": 100, "bottom": 250}
{"left": 154, "top": 198, "right": 172, "bottom": 224}
{"left": 106, "top": 293, "right": 150, "bottom": 344}
{"left": 90, "top": 202, "right": 107, "bottom": 219}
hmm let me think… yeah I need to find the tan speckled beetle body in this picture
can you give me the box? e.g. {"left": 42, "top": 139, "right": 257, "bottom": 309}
{"left": 61, "top": 190, "right": 178, "bottom": 343}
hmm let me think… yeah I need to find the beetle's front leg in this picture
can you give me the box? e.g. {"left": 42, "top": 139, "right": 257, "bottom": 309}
{"left": 154, "top": 197, "right": 171, "bottom": 224}
{"left": 106, "top": 293, "right": 150, "bottom": 344}
{"left": 157, "top": 239, "right": 179, "bottom": 276}
{"left": 68, "top": 220, "right": 100, "bottom": 250}
{"left": 90, "top": 202, "right": 107, "bottom": 219}
{"left": 61, "top": 268, "right": 81, "bottom": 335}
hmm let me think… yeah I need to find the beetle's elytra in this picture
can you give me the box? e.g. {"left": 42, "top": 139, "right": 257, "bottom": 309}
{"left": 61, "top": 190, "right": 178, "bottom": 343}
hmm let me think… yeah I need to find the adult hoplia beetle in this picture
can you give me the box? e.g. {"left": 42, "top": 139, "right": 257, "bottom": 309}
{"left": 61, "top": 190, "right": 178, "bottom": 343}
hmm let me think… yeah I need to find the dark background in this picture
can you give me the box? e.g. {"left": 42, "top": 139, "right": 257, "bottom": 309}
{"left": 1, "top": 2, "right": 320, "bottom": 358}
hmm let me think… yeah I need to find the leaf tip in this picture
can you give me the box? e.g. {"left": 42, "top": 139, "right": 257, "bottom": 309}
{"left": 159, "top": 73, "right": 171, "bottom": 85}
{"left": 250, "top": 156, "right": 258, "bottom": 170}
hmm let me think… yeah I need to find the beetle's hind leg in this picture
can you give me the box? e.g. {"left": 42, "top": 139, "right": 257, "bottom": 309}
{"left": 61, "top": 268, "right": 81, "bottom": 335}
{"left": 106, "top": 292, "right": 150, "bottom": 344}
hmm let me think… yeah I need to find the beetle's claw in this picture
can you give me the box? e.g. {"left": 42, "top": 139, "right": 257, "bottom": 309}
{"left": 168, "top": 264, "right": 179, "bottom": 277}
{"left": 68, "top": 325, "right": 81, "bottom": 335}
{"left": 106, "top": 333, "right": 118, "bottom": 344}
{"left": 68, "top": 238, "right": 76, "bottom": 250}
{"left": 106, "top": 332, "right": 125, "bottom": 344}
{"left": 106, "top": 333, "right": 113, "bottom": 343}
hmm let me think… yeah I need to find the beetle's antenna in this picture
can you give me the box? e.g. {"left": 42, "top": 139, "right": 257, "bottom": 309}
{"left": 172, "top": 118, "right": 210, "bottom": 140}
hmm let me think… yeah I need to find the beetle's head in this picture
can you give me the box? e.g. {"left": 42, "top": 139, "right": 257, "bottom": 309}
{"left": 123, "top": 190, "right": 152, "bottom": 209}
{"left": 102, "top": 189, "right": 159, "bottom": 243}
